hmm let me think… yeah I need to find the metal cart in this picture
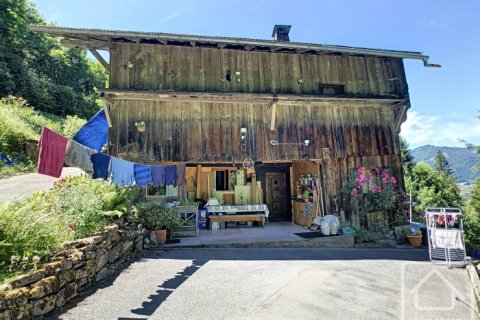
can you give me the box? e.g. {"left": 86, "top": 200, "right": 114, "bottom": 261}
{"left": 425, "top": 207, "right": 466, "bottom": 268}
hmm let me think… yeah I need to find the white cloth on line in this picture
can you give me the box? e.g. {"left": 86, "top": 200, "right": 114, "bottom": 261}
{"left": 431, "top": 229, "right": 464, "bottom": 250}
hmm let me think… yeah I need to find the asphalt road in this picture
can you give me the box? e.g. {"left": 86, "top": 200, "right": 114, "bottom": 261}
{"left": 0, "top": 167, "right": 84, "bottom": 204}
{"left": 52, "top": 248, "right": 477, "bottom": 320}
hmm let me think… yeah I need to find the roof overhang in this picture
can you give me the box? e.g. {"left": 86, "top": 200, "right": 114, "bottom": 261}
{"left": 28, "top": 25, "right": 440, "bottom": 67}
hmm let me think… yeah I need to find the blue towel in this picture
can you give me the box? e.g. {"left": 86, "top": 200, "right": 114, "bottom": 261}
{"left": 91, "top": 153, "right": 111, "bottom": 179}
{"left": 110, "top": 157, "right": 135, "bottom": 187}
{"left": 73, "top": 109, "right": 109, "bottom": 152}
{"left": 151, "top": 165, "right": 165, "bottom": 186}
{"left": 0, "top": 152, "right": 14, "bottom": 166}
{"left": 164, "top": 165, "right": 177, "bottom": 186}
{"left": 134, "top": 164, "right": 152, "bottom": 186}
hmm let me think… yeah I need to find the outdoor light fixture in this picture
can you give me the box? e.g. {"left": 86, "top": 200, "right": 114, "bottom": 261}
{"left": 135, "top": 121, "right": 146, "bottom": 133}
{"left": 269, "top": 139, "right": 310, "bottom": 146}
{"left": 241, "top": 127, "right": 247, "bottom": 140}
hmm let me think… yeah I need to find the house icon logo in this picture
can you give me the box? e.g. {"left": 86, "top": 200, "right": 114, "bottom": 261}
{"left": 409, "top": 269, "right": 464, "bottom": 311}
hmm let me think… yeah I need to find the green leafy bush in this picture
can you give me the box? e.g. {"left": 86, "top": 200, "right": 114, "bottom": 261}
{"left": 0, "top": 176, "right": 139, "bottom": 282}
{"left": 464, "top": 180, "right": 480, "bottom": 254}
{"left": 134, "top": 203, "right": 181, "bottom": 231}
{"left": 342, "top": 166, "right": 408, "bottom": 228}
{"left": 62, "top": 115, "right": 86, "bottom": 139}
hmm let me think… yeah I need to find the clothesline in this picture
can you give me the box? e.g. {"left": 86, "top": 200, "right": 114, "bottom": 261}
{"left": 37, "top": 109, "right": 186, "bottom": 188}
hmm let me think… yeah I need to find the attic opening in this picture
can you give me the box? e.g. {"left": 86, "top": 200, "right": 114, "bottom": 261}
{"left": 318, "top": 84, "right": 345, "bottom": 96}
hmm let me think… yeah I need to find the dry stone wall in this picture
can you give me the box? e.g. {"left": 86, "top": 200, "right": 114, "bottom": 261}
{"left": 0, "top": 224, "right": 144, "bottom": 320}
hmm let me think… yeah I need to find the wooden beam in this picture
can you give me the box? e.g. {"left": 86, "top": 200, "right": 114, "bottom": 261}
{"left": 101, "top": 89, "right": 406, "bottom": 107}
{"left": 61, "top": 38, "right": 109, "bottom": 49}
{"left": 270, "top": 102, "right": 277, "bottom": 131}
{"left": 88, "top": 48, "right": 110, "bottom": 73}
{"left": 394, "top": 103, "right": 409, "bottom": 133}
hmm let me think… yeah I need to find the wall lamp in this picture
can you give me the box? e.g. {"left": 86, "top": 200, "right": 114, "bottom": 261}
{"left": 135, "top": 121, "right": 146, "bottom": 133}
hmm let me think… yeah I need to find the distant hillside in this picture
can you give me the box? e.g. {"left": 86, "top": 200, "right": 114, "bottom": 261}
{"left": 411, "top": 145, "right": 480, "bottom": 184}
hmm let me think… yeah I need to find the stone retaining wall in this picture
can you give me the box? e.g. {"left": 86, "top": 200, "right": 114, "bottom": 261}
{"left": 0, "top": 224, "right": 144, "bottom": 320}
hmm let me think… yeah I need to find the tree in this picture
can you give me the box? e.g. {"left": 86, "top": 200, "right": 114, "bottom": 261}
{"left": 464, "top": 179, "right": 480, "bottom": 253}
{"left": 405, "top": 162, "right": 462, "bottom": 214}
{"left": 0, "top": 0, "right": 107, "bottom": 118}
{"left": 400, "top": 137, "right": 415, "bottom": 178}
{"left": 434, "top": 150, "right": 454, "bottom": 176}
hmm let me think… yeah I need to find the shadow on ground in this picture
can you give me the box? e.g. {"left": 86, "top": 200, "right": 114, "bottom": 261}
{"left": 46, "top": 247, "right": 430, "bottom": 319}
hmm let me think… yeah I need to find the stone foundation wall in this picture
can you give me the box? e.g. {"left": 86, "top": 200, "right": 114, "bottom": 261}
{"left": 0, "top": 224, "right": 144, "bottom": 320}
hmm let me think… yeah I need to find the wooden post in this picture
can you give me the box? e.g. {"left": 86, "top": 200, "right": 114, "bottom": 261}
{"left": 251, "top": 173, "right": 257, "bottom": 204}
{"left": 196, "top": 165, "right": 202, "bottom": 199}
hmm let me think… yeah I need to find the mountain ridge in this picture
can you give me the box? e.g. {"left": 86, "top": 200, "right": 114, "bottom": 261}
{"left": 411, "top": 145, "right": 480, "bottom": 184}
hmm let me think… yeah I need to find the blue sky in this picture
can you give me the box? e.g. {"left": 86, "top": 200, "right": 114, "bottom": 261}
{"left": 32, "top": 0, "right": 480, "bottom": 148}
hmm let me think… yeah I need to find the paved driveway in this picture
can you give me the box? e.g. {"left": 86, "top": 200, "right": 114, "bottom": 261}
{"left": 0, "top": 167, "right": 84, "bottom": 203}
{"left": 51, "top": 248, "right": 476, "bottom": 320}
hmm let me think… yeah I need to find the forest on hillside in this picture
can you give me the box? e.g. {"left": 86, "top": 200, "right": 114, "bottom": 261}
{"left": 0, "top": 0, "right": 107, "bottom": 119}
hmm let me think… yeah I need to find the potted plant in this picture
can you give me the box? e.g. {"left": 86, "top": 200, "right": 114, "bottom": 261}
{"left": 134, "top": 202, "right": 182, "bottom": 244}
{"left": 407, "top": 229, "right": 422, "bottom": 247}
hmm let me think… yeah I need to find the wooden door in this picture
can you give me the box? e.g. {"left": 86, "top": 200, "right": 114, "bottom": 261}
{"left": 265, "top": 172, "right": 291, "bottom": 221}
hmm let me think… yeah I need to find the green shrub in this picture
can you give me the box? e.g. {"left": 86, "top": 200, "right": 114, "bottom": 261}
{"left": 134, "top": 202, "right": 181, "bottom": 231}
{"left": 0, "top": 96, "right": 63, "bottom": 154}
{"left": 464, "top": 179, "right": 480, "bottom": 254}
{"left": 62, "top": 115, "right": 86, "bottom": 139}
{"left": 0, "top": 176, "right": 139, "bottom": 282}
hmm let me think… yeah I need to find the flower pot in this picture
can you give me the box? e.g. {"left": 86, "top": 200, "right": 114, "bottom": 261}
{"left": 407, "top": 235, "right": 422, "bottom": 247}
{"left": 154, "top": 229, "right": 167, "bottom": 245}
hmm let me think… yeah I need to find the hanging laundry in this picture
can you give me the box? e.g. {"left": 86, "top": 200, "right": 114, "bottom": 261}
{"left": 73, "top": 109, "right": 108, "bottom": 152}
{"left": 37, "top": 127, "right": 68, "bottom": 178}
{"left": 91, "top": 153, "right": 111, "bottom": 180}
{"left": 164, "top": 165, "right": 177, "bottom": 186}
{"left": 134, "top": 164, "right": 152, "bottom": 186}
{"left": 64, "top": 140, "right": 97, "bottom": 173}
{"left": 110, "top": 157, "right": 135, "bottom": 187}
{"left": 175, "top": 162, "right": 186, "bottom": 187}
{"left": 151, "top": 165, "right": 165, "bottom": 186}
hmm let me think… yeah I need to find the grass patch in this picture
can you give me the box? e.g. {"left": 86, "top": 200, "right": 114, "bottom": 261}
{"left": 0, "top": 175, "right": 139, "bottom": 283}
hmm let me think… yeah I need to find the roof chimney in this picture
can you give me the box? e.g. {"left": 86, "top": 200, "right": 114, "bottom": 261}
{"left": 272, "top": 25, "right": 291, "bottom": 42}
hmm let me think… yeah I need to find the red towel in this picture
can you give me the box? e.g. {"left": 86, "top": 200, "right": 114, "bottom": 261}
{"left": 37, "top": 127, "right": 68, "bottom": 178}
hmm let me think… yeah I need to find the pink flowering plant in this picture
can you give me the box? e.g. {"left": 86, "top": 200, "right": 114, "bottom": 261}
{"left": 342, "top": 167, "right": 408, "bottom": 227}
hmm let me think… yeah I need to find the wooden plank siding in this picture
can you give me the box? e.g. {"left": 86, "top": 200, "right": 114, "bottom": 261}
{"left": 108, "top": 101, "right": 401, "bottom": 163}
{"left": 109, "top": 43, "right": 408, "bottom": 98}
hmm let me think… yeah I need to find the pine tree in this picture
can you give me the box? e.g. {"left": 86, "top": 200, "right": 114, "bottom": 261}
{"left": 400, "top": 137, "right": 415, "bottom": 177}
{"left": 434, "top": 150, "right": 454, "bottom": 176}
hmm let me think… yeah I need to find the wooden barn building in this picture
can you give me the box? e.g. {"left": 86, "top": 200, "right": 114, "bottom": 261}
{"left": 30, "top": 24, "right": 437, "bottom": 226}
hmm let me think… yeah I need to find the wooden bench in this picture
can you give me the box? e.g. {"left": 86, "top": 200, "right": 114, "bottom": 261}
{"left": 209, "top": 214, "right": 266, "bottom": 228}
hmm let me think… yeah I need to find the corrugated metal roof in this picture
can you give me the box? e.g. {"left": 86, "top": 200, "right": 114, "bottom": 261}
{"left": 28, "top": 24, "right": 438, "bottom": 65}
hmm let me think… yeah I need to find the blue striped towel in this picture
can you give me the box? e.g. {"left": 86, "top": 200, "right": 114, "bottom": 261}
{"left": 134, "top": 164, "right": 152, "bottom": 186}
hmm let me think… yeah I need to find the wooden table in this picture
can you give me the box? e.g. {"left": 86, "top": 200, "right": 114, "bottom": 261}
{"left": 209, "top": 214, "right": 266, "bottom": 228}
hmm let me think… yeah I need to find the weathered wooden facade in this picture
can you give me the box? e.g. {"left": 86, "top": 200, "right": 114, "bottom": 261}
{"left": 30, "top": 24, "right": 437, "bottom": 223}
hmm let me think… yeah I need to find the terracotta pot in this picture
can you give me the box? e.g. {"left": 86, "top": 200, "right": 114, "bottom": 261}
{"left": 407, "top": 235, "right": 422, "bottom": 247}
{"left": 154, "top": 229, "right": 167, "bottom": 245}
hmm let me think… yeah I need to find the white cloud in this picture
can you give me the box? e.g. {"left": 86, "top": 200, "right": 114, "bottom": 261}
{"left": 159, "top": 8, "right": 186, "bottom": 25}
{"left": 401, "top": 111, "right": 480, "bottom": 148}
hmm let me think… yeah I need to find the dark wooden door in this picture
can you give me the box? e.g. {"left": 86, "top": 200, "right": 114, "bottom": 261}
{"left": 265, "top": 172, "right": 291, "bottom": 221}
